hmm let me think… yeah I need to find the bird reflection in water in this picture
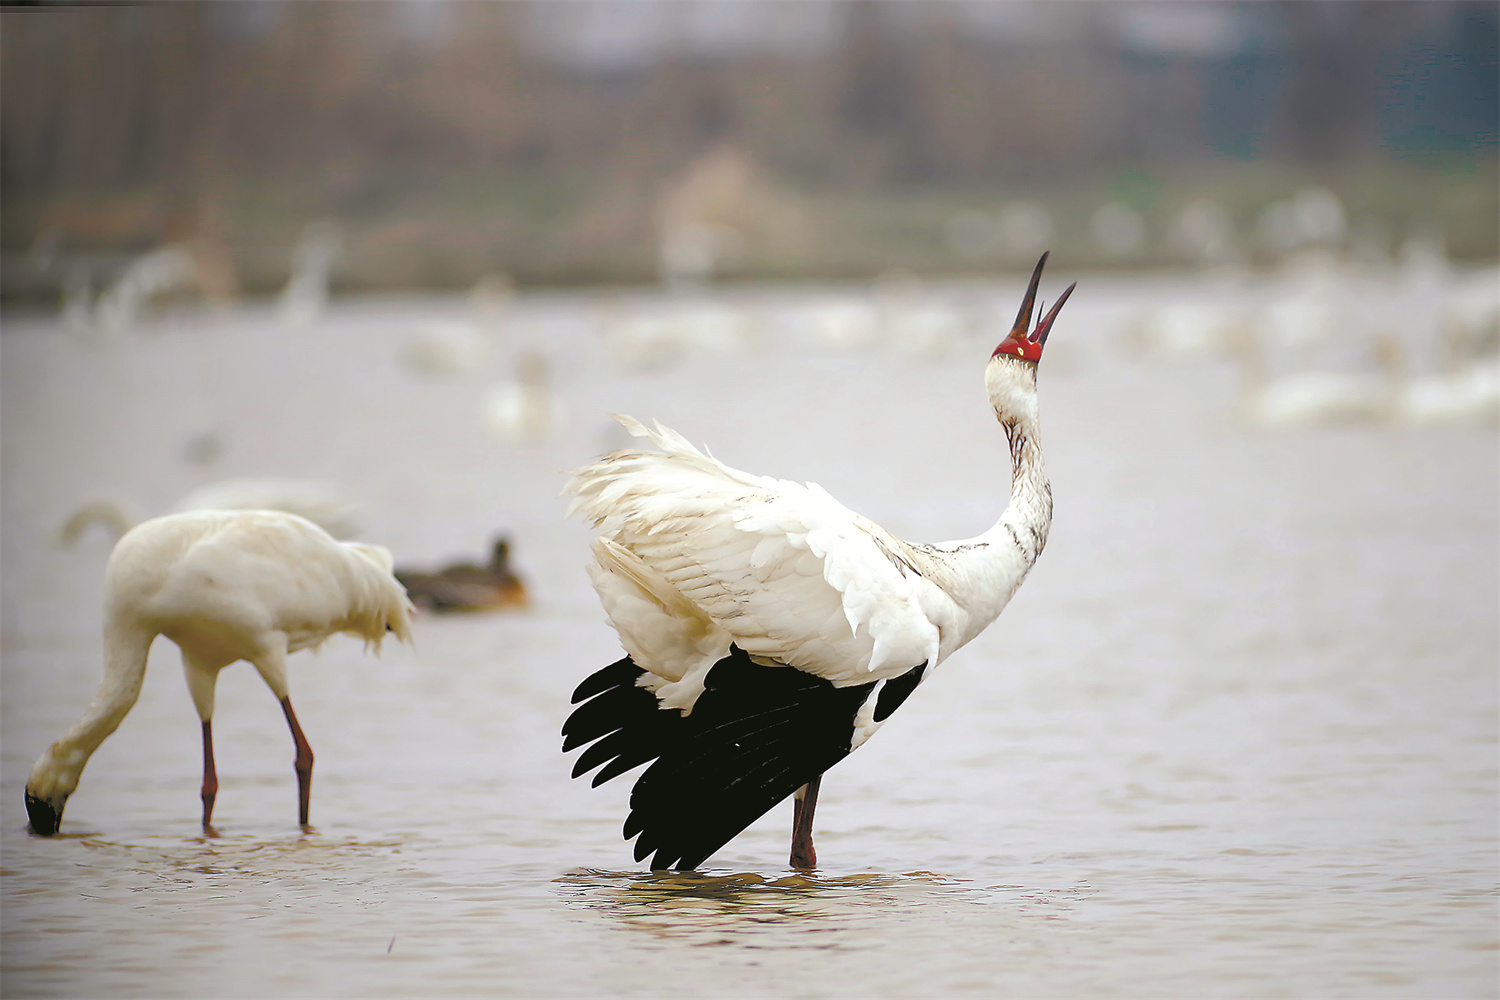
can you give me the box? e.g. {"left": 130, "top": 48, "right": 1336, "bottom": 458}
{"left": 554, "top": 868, "right": 982, "bottom": 946}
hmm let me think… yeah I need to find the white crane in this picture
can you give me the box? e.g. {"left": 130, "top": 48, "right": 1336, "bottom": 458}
{"left": 25, "top": 509, "right": 413, "bottom": 836}
{"left": 562, "top": 253, "right": 1073, "bottom": 870}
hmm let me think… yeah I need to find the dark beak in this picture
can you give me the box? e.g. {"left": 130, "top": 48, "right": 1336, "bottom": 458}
{"left": 1009, "top": 251, "right": 1048, "bottom": 339}
{"left": 26, "top": 791, "right": 63, "bottom": 836}
{"left": 1034, "top": 281, "right": 1077, "bottom": 348}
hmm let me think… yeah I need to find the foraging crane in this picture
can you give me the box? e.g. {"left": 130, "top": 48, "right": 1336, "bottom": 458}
{"left": 562, "top": 253, "right": 1073, "bottom": 870}
{"left": 25, "top": 509, "right": 413, "bottom": 836}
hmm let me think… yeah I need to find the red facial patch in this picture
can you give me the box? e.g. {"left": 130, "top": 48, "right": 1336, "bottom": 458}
{"left": 991, "top": 255, "right": 1075, "bottom": 364}
{"left": 992, "top": 336, "right": 1043, "bottom": 362}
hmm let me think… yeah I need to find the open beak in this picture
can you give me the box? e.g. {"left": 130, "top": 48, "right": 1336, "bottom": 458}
{"left": 993, "top": 252, "right": 1076, "bottom": 362}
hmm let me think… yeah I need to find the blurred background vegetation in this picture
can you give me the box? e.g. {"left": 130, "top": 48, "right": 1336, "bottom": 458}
{"left": 2, "top": 0, "right": 1495, "bottom": 300}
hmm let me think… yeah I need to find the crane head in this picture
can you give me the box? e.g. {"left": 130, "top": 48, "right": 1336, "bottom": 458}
{"left": 992, "top": 251, "right": 1075, "bottom": 364}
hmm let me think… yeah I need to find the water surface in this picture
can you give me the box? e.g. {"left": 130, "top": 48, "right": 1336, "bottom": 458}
{"left": 3, "top": 275, "right": 1495, "bottom": 997}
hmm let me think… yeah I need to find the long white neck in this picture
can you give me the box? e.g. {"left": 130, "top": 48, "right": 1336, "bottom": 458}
{"left": 917, "top": 358, "right": 1052, "bottom": 658}
{"left": 26, "top": 618, "right": 155, "bottom": 803}
{"left": 984, "top": 407, "right": 1052, "bottom": 558}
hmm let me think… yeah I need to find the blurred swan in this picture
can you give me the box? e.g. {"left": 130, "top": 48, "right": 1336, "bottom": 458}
{"left": 482, "top": 349, "right": 564, "bottom": 445}
{"left": 59, "top": 478, "right": 364, "bottom": 546}
{"left": 1259, "top": 260, "right": 1350, "bottom": 352}
{"left": 659, "top": 221, "right": 744, "bottom": 288}
{"left": 400, "top": 273, "right": 516, "bottom": 378}
{"left": 1244, "top": 370, "right": 1392, "bottom": 428}
{"left": 280, "top": 222, "right": 341, "bottom": 328}
{"left": 402, "top": 320, "right": 494, "bottom": 377}
{"left": 1239, "top": 334, "right": 1397, "bottom": 429}
{"left": 601, "top": 299, "right": 751, "bottom": 372}
{"left": 395, "top": 536, "right": 529, "bottom": 613}
{"left": 1129, "top": 300, "right": 1250, "bottom": 360}
{"left": 884, "top": 300, "right": 966, "bottom": 359}
{"left": 80, "top": 245, "right": 196, "bottom": 343}
{"left": 874, "top": 272, "right": 967, "bottom": 360}
{"left": 1441, "top": 268, "right": 1500, "bottom": 361}
{"left": 1394, "top": 359, "right": 1500, "bottom": 426}
{"left": 796, "top": 296, "right": 881, "bottom": 351}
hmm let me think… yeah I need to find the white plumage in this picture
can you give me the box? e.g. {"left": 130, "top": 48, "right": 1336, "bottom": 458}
{"left": 25, "top": 509, "right": 413, "bottom": 836}
{"left": 279, "top": 222, "right": 340, "bottom": 329}
{"left": 563, "top": 253, "right": 1074, "bottom": 871}
{"left": 572, "top": 417, "right": 948, "bottom": 702}
{"left": 1396, "top": 359, "right": 1500, "bottom": 426}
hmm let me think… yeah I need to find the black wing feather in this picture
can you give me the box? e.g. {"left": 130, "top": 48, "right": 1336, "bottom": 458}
{"left": 562, "top": 645, "right": 882, "bottom": 870}
{"left": 571, "top": 655, "right": 640, "bottom": 704}
{"left": 561, "top": 662, "right": 660, "bottom": 752}
{"left": 873, "top": 662, "right": 927, "bottom": 722}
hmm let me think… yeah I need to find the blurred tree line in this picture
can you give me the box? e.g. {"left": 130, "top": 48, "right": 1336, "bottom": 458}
{"left": 2, "top": 0, "right": 1495, "bottom": 296}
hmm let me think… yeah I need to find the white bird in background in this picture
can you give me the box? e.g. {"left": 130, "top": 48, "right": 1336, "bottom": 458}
{"left": 874, "top": 270, "right": 968, "bottom": 360}
{"left": 1243, "top": 368, "right": 1392, "bottom": 428}
{"left": 658, "top": 220, "right": 745, "bottom": 289}
{"left": 57, "top": 477, "right": 365, "bottom": 547}
{"left": 279, "top": 222, "right": 341, "bottom": 329}
{"left": 601, "top": 299, "right": 751, "bottom": 372}
{"left": 797, "top": 296, "right": 882, "bottom": 351}
{"left": 400, "top": 272, "right": 517, "bottom": 378}
{"left": 1395, "top": 359, "right": 1500, "bottom": 426}
{"left": 562, "top": 252, "right": 1073, "bottom": 870}
{"left": 482, "top": 348, "right": 565, "bottom": 445}
{"left": 1129, "top": 299, "right": 1250, "bottom": 360}
{"left": 74, "top": 245, "right": 196, "bottom": 344}
{"left": 25, "top": 510, "right": 413, "bottom": 836}
{"left": 1238, "top": 331, "right": 1397, "bottom": 429}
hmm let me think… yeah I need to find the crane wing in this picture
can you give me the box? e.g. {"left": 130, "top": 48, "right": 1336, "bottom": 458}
{"left": 564, "top": 645, "right": 884, "bottom": 869}
{"left": 565, "top": 416, "right": 944, "bottom": 689}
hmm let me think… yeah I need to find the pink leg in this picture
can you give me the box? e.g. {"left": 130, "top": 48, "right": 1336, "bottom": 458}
{"left": 200, "top": 720, "right": 219, "bottom": 834}
{"left": 280, "top": 697, "right": 315, "bottom": 829}
{"left": 790, "top": 774, "right": 822, "bottom": 870}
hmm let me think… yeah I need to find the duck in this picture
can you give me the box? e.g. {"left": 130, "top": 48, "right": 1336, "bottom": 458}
{"left": 395, "top": 536, "right": 529, "bottom": 614}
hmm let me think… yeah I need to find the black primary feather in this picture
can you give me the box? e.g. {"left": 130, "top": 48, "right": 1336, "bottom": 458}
{"left": 564, "top": 645, "right": 929, "bottom": 870}
{"left": 873, "top": 662, "right": 927, "bottom": 722}
{"left": 571, "top": 655, "right": 640, "bottom": 704}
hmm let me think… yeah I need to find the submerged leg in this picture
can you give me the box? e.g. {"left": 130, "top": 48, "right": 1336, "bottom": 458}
{"left": 279, "top": 697, "right": 315, "bottom": 829}
{"left": 200, "top": 720, "right": 219, "bottom": 834}
{"left": 789, "top": 774, "right": 822, "bottom": 870}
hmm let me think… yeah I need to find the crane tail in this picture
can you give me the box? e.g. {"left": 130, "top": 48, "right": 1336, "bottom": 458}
{"left": 628, "top": 647, "right": 876, "bottom": 870}
{"left": 562, "top": 655, "right": 687, "bottom": 768}
{"left": 563, "top": 644, "right": 878, "bottom": 871}
{"left": 570, "top": 655, "right": 639, "bottom": 704}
